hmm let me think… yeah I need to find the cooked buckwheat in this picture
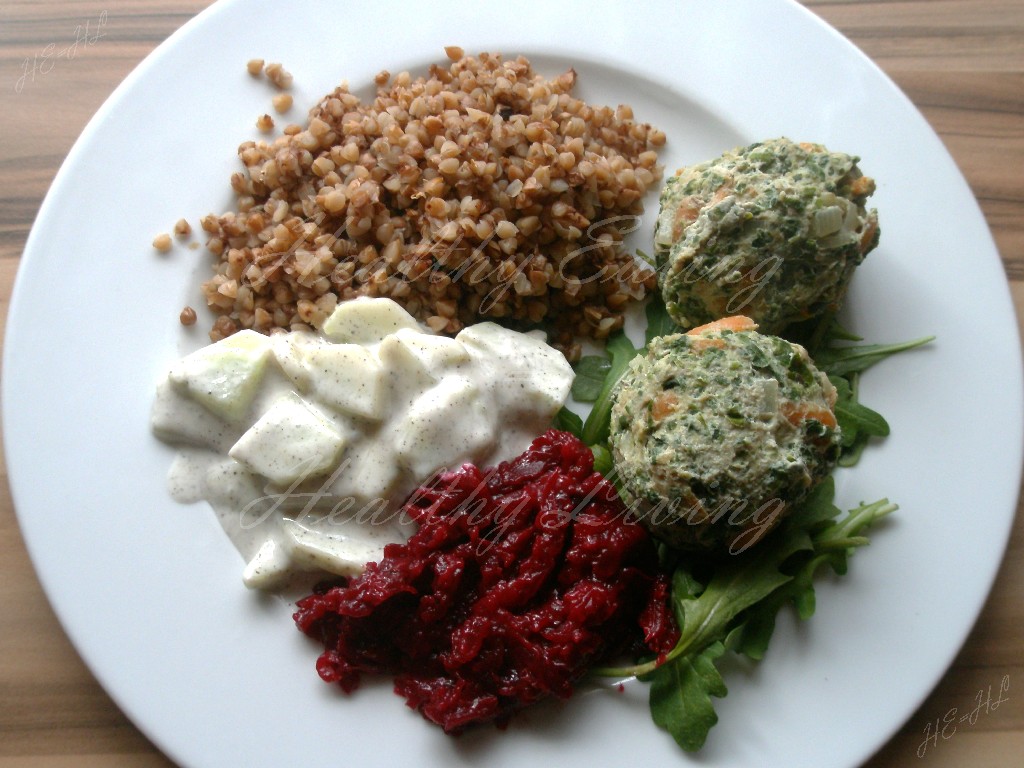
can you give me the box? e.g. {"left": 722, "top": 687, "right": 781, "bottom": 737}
{"left": 200, "top": 51, "right": 664, "bottom": 359}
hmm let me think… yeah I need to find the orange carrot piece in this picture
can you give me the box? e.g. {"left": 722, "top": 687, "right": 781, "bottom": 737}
{"left": 850, "top": 175, "right": 876, "bottom": 198}
{"left": 688, "top": 337, "right": 727, "bottom": 352}
{"left": 672, "top": 196, "right": 703, "bottom": 239}
{"left": 859, "top": 216, "right": 879, "bottom": 253}
{"left": 651, "top": 392, "right": 680, "bottom": 422}
{"left": 780, "top": 401, "right": 838, "bottom": 429}
{"left": 686, "top": 315, "right": 758, "bottom": 337}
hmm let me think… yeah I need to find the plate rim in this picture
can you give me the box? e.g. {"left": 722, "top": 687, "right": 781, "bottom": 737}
{"left": 4, "top": 1, "right": 1022, "bottom": 767}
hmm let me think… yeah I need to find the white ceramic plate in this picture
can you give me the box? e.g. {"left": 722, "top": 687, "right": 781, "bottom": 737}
{"left": 5, "top": 1, "right": 1022, "bottom": 766}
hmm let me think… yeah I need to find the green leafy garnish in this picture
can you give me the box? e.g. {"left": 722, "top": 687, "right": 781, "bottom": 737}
{"left": 803, "top": 316, "right": 933, "bottom": 465}
{"left": 590, "top": 443, "right": 614, "bottom": 476}
{"left": 636, "top": 248, "right": 656, "bottom": 268}
{"left": 551, "top": 406, "right": 584, "bottom": 439}
{"left": 647, "top": 642, "right": 728, "bottom": 751}
{"left": 644, "top": 294, "right": 678, "bottom": 346}
{"left": 813, "top": 335, "right": 935, "bottom": 378}
{"left": 829, "top": 373, "right": 890, "bottom": 466}
{"left": 556, "top": 300, "right": 929, "bottom": 753}
{"left": 594, "top": 478, "right": 896, "bottom": 751}
{"left": 572, "top": 295, "right": 678, "bottom": 445}
{"left": 579, "top": 331, "right": 638, "bottom": 447}
{"left": 830, "top": 375, "right": 889, "bottom": 439}
{"left": 570, "top": 356, "right": 612, "bottom": 403}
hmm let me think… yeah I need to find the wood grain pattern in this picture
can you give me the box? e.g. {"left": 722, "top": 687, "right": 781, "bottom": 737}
{"left": 1, "top": 2, "right": 1021, "bottom": 766}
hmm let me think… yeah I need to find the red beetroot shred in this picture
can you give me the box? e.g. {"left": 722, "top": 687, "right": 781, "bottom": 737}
{"left": 293, "top": 429, "right": 679, "bottom": 733}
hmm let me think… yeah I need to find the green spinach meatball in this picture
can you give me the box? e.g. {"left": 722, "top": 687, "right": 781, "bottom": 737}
{"left": 654, "top": 138, "right": 879, "bottom": 334}
{"left": 609, "top": 317, "right": 841, "bottom": 553}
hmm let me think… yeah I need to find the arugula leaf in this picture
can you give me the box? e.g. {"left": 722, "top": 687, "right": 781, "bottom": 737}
{"left": 580, "top": 331, "right": 638, "bottom": 447}
{"left": 822, "top": 318, "right": 863, "bottom": 343}
{"left": 671, "top": 533, "right": 806, "bottom": 657}
{"left": 797, "top": 317, "right": 932, "bottom": 466}
{"left": 647, "top": 641, "right": 728, "bottom": 752}
{"left": 636, "top": 248, "right": 656, "bottom": 267}
{"left": 570, "top": 356, "right": 612, "bottom": 402}
{"left": 644, "top": 294, "right": 677, "bottom": 347}
{"left": 567, "top": 295, "right": 918, "bottom": 752}
{"left": 831, "top": 374, "right": 889, "bottom": 440}
{"left": 661, "top": 495, "right": 892, "bottom": 749}
{"left": 812, "top": 496, "right": 897, "bottom": 574}
{"left": 781, "top": 476, "right": 842, "bottom": 531}
{"left": 827, "top": 372, "right": 891, "bottom": 466}
{"left": 593, "top": 481, "right": 895, "bottom": 751}
{"left": 724, "top": 556, "right": 821, "bottom": 660}
{"left": 551, "top": 406, "right": 584, "bottom": 438}
{"left": 567, "top": 297, "right": 676, "bottom": 449}
{"left": 590, "top": 443, "right": 614, "bottom": 476}
{"left": 814, "top": 335, "right": 934, "bottom": 378}
{"left": 569, "top": 297, "right": 674, "bottom": 442}
{"left": 834, "top": 396, "right": 890, "bottom": 440}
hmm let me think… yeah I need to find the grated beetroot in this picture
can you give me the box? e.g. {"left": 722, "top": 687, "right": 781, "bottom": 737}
{"left": 293, "top": 429, "right": 679, "bottom": 733}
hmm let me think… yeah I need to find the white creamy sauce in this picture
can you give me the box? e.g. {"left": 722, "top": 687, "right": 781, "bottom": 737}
{"left": 151, "top": 297, "right": 574, "bottom": 591}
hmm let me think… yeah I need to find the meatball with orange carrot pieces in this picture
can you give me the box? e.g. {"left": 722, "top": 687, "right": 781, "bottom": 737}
{"left": 609, "top": 316, "right": 842, "bottom": 553}
{"left": 654, "top": 137, "right": 880, "bottom": 334}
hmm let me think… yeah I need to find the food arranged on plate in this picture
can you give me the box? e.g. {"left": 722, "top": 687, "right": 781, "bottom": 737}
{"left": 609, "top": 315, "right": 842, "bottom": 553}
{"left": 152, "top": 296, "right": 573, "bottom": 590}
{"left": 293, "top": 427, "right": 679, "bottom": 733}
{"left": 654, "top": 137, "right": 880, "bottom": 334}
{"left": 151, "top": 50, "right": 932, "bottom": 753}
{"left": 196, "top": 48, "right": 664, "bottom": 361}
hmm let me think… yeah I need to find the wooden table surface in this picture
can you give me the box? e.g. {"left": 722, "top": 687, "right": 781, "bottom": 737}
{"left": 1, "top": 1, "right": 1021, "bottom": 766}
